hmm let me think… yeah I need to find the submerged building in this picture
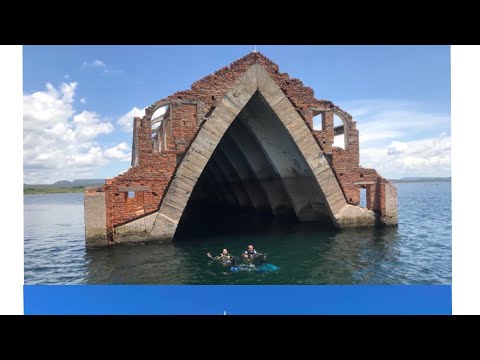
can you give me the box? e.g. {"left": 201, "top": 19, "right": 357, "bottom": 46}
{"left": 84, "top": 52, "right": 398, "bottom": 248}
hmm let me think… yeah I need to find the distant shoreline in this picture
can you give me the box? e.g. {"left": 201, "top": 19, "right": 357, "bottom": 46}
{"left": 24, "top": 179, "right": 451, "bottom": 195}
{"left": 389, "top": 179, "right": 451, "bottom": 183}
{"left": 24, "top": 187, "right": 86, "bottom": 194}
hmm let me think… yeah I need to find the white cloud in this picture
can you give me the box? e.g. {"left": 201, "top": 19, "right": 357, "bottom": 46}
{"left": 333, "top": 99, "right": 451, "bottom": 179}
{"left": 73, "top": 111, "right": 113, "bottom": 139}
{"left": 360, "top": 133, "right": 451, "bottom": 179}
{"left": 387, "top": 141, "right": 409, "bottom": 155}
{"left": 23, "top": 82, "right": 121, "bottom": 184}
{"left": 66, "top": 147, "right": 105, "bottom": 168}
{"left": 117, "top": 107, "right": 146, "bottom": 132}
{"left": 152, "top": 106, "right": 167, "bottom": 120}
{"left": 333, "top": 135, "right": 344, "bottom": 149}
{"left": 80, "top": 97, "right": 86, "bottom": 104}
{"left": 82, "top": 59, "right": 106, "bottom": 69}
{"left": 104, "top": 142, "right": 131, "bottom": 162}
{"left": 82, "top": 59, "right": 124, "bottom": 76}
{"left": 341, "top": 99, "right": 451, "bottom": 146}
{"left": 116, "top": 105, "right": 167, "bottom": 133}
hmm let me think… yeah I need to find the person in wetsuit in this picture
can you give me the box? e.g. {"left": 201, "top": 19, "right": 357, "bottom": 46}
{"left": 243, "top": 244, "right": 257, "bottom": 262}
{"left": 243, "top": 244, "right": 267, "bottom": 265}
{"left": 207, "top": 249, "right": 236, "bottom": 266}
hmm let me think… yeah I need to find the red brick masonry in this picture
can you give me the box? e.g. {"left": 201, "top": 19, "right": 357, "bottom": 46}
{"left": 85, "top": 52, "right": 394, "bottom": 241}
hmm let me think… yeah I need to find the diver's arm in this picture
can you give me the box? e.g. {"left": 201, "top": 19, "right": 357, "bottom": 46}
{"left": 207, "top": 253, "right": 221, "bottom": 261}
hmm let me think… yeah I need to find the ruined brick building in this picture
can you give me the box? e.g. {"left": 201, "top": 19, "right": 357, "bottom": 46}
{"left": 84, "top": 52, "right": 398, "bottom": 248}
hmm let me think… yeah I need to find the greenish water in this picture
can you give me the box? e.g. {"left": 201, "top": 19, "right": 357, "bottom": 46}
{"left": 24, "top": 182, "right": 451, "bottom": 285}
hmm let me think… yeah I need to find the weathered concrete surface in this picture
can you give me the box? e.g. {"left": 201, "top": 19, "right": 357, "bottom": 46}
{"left": 335, "top": 204, "right": 376, "bottom": 228}
{"left": 227, "top": 121, "right": 292, "bottom": 215}
{"left": 114, "top": 216, "right": 148, "bottom": 243}
{"left": 86, "top": 52, "right": 398, "bottom": 247}
{"left": 239, "top": 92, "right": 334, "bottom": 222}
{"left": 148, "top": 213, "right": 177, "bottom": 242}
{"left": 149, "top": 64, "right": 347, "bottom": 240}
{"left": 383, "top": 181, "right": 398, "bottom": 225}
{"left": 84, "top": 189, "right": 107, "bottom": 247}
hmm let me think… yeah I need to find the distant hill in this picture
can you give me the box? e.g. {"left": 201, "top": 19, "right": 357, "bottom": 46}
{"left": 53, "top": 180, "right": 73, "bottom": 187}
{"left": 24, "top": 179, "right": 105, "bottom": 189}
{"left": 72, "top": 179, "right": 106, "bottom": 186}
{"left": 390, "top": 177, "right": 451, "bottom": 183}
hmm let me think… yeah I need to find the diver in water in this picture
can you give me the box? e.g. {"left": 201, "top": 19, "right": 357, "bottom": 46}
{"left": 207, "top": 249, "right": 236, "bottom": 266}
{"left": 243, "top": 244, "right": 267, "bottom": 264}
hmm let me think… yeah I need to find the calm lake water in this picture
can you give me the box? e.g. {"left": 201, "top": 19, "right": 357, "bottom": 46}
{"left": 24, "top": 182, "right": 451, "bottom": 285}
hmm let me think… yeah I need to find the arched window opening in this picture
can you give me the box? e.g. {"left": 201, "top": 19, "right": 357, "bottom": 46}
{"left": 333, "top": 114, "right": 346, "bottom": 149}
{"left": 151, "top": 105, "right": 169, "bottom": 152}
{"left": 151, "top": 105, "right": 168, "bottom": 124}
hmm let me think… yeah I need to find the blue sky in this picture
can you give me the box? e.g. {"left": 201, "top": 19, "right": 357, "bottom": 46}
{"left": 23, "top": 45, "right": 451, "bottom": 183}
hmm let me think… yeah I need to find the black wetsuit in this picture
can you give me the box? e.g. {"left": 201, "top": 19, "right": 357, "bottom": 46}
{"left": 214, "top": 254, "right": 235, "bottom": 266}
{"left": 244, "top": 249, "right": 258, "bottom": 260}
{"left": 244, "top": 249, "right": 266, "bottom": 265}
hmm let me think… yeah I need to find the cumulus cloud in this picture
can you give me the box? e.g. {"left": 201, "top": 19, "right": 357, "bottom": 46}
{"left": 80, "top": 97, "right": 86, "bottom": 104}
{"left": 66, "top": 146, "right": 105, "bottom": 167}
{"left": 332, "top": 99, "right": 451, "bottom": 179}
{"left": 72, "top": 111, "right": 113, "bottom": 139}
{"left": 104, "top": 142, "right": 131, "bottom": 162}
{"left": 333, "top": 135, "right": 345, "bottom": 149}
{"left": 23, "top": 82, "right": 125, "bottom": 184}
{"left": 360, "top": 133, "right": 451, "bottom": 179}
{"left": 116, "top": 105, "right": 168, "bottom": 133}
{"left": 342, "top": 99, "right": 451, "bottom": 145}
{"left": 387, "top": 141, "right": 409, "bottom": 155}
{"left": 117, "top": 107, "right": 146, "bottom": 132}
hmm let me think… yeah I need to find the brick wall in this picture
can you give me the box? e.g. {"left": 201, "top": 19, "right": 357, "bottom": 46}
{"left": 170, "top": 102, "right": 198, "bottom": 154}
{"left": 104, "top": 115, "right": 179, "bottom": 237}
{"left": 99, "top": 51, "right": 391, "bottom": 236}
{"left": 331, "top": 147, "right": 360, "bottom": 204}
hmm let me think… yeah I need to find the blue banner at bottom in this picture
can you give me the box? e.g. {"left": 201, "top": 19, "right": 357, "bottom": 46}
{"left": 24, "top": 285, "right": 451, "bottom": 315}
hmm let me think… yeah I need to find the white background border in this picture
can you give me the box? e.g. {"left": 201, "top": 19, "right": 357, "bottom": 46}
{"left": 0, "top": 45, "right": 23, "bottom": 314}
{"left": 451, "top": 45, "right": 479, "bottom": 314}
{"left": 0, "top": 45, "right": 478, "bottom": 314}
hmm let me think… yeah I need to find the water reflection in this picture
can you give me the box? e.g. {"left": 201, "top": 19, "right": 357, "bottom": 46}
{"left": 85, "top": 242, "right": 191, "bottom": 284}
{"left": 83, "top": 221, "right": 403, "bottom": 285}
{"left": 320, "top": 227, "right": 401, "bottom": 284}
{"left": 24, "top": 182, "right": 452, "bottom": 285}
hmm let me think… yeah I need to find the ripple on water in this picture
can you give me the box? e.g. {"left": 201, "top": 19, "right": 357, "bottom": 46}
{"left": 24, "top": 183, "right": 451, "bottom": 285}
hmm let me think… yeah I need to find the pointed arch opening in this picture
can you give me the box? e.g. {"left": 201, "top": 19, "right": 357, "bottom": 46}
{"left": 174, "top": 91, "right": 335, "bottom": 239}
{"left": 148, "top": 64, "right": 348, "bottom": 242}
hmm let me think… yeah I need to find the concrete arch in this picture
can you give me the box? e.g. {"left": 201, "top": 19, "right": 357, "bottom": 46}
{"left": 227, "top": 119, "right": 294, "bottom": 216}
{"left": 211, "top": 150, "right": 254, "bottom": 209}
{"left": 198, "top": 166, "right": 228, "bottom": 204}
{"left": 237, "top": 94, "right": 330, "bottom": 222}
{"left": 204, "top": 161, "right": 240, "bottom": 207}
{"left": 146, "top": 63, "right": 352, "bottom": 241}
{"left": 219, "top": 135, "right": 272, "bottom": 213}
